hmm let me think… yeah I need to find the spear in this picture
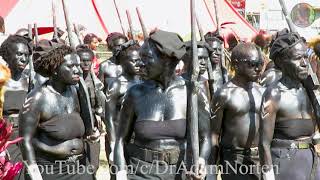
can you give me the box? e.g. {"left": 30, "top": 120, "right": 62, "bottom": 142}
{"left": 113, "top": 0, "right": 126, "bottom": 36}
{"left": 136, "top": 7, "right": 148, "bottom": 39}
{"left": 188, "top": 0, "right": 200, "bottom": 171}
{"left": 52, "top": 0, "right": 58, "bottom": 41}
{"left": 61, "top": 0, "right": 95, "bottom": 136}
{"left": 211, "top": 0, "right": 228, "bottom": 90}
{"left": 278, "top": 0, "right": 320, "bottom": 130}
{"left": 28, "top": 24, "right": 33, "bottom": 40}
{"left": 126, "top": 10, "right": 134, "bottom": 40}
{"left": 61, "top": 0, "right": 77, "bottom": 49}
{"left": 28, "top": 24, "right": 34, "bottom": 92}
{"left": 196, "top": 16, "right": 215, "bottom": 100}
{"left": 278, "top": 0, "right": 296, "bottom": 32}
{"left": 33, "top": 23, "right": 39, "bottom": 47}
{"left": 74, "top": 23, "right": 84, "bottom": 44}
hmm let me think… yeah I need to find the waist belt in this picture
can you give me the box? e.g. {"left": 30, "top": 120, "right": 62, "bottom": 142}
{"left": 272, "top": 138, "right": 318, "bottom": 180}
{"left": 271, "top": 139, "right": 312, "bottom": 149}
{"left": 36, "top": 151, "right": 84, "bottom": 163}
{"left": 222, "top": 146, "right": 259, "bottom": 156}
{"left": 127, "top": 143, "right": 182, "bottom": 165}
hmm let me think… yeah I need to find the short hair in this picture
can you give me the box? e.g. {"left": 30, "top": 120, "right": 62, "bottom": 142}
{"left": 83, "top": 33, "right": 100, "bottom": 44}
{"left": 115, "top": 41, "right": 140, "bottom": 65}
{"left": 204, "top": 31, "right": 224, "bottom": 43}
{"left": 76, "top": 44, "right": 94, "bottom": 60}
{"left": 0, "top": 35, "right": 31, "bottom": 63}
{"left": 106, "top": 32, "right": 128, "bottom": 50}
{"left": 231, "top": 42, "right": 261, "bottom": 65}
{"left": 183, "top": 41, "right": 210, "bottom": 65}
{"left": 34, "top": 45, "right": 74, "bottom": 77}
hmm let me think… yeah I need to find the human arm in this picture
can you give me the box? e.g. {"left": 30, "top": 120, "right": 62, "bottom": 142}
{"left": 208, "top": 88, "right": 227, "bottom": 180}
{"left": 113, "top": 89, "right": 136, "bottom": 179}
{"left": 192, "top": 90, "right": 212, "bottom": 180}
{"left": 259, "top": 87, "right": 280, "bottom": 180}
{"left": 19, "top": 93, "right": 43, "bottom": 180}
{"left": 104, "top": 80, "right": 120, "bottom": 157}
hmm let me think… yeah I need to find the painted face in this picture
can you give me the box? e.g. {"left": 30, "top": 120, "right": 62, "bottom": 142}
{"left": 280, "top": 42, "right": 308, "bottom": 81}
{"left": 139, "top": 42, "right": 165, "bottom": 80}
{"left": 208, "top": 40, "right": 222, "bottom": 64}
{"left": 112, "top": 38, "right": 127, "bottom": 51}
{"left": 56, "top": 53, "right": 81, "bottom": 85}
{"left": 78, "top": 51, "right": 93, "bottom": 73}
{"left": 7, "top": 42, "right": 30, "bottom": 73}
{"left": 197, "top": 47, "right": 209, "bottom": 75}
{"left": 89, "top": 37, "right": 100, "bottom": 51}
{"left": 121, "top": 49, "right": 141, "bottom": 75}
{"left": 236, "top": 48, "right": 263, "bottom": 82}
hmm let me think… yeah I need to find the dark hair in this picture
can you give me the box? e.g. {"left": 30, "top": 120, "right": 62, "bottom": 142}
{"left": 204, "top": 31, "right": 224, "bottom": 43}
{"left": 34, "top": 45, "right": 74, "bottom": 77}
{"left": 0, "top": 35, "right": 31, "bottom": 63}
{"left": 76, "top": 44, "right": 94, "bottom": 59}
{"left": 182, "top": 41, "right": 210, "bottom": 65}
{"left": 115, "top": 42, "right": 140, "bottom": 65}
{"left": 231, "top": 42, "right": 261, "bottom": 66}
{"left": 83, "top": 33, "right": 100, "bottom": 44}
{"left": 106, "top": 32, "right": 128, "bottom": 50}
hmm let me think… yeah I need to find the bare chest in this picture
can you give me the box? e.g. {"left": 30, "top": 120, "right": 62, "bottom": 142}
{"left": 134, "top": 86, "right": 187, "bottom": 121}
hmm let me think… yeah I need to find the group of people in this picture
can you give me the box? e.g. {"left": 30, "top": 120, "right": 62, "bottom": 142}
{"left": 1, "top": 14, "right": 320, "bottom": 180}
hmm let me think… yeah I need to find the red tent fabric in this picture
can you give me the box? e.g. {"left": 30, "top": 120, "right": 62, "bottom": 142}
{"left": 0, "top": 0, "right": 18, "bottom": 17}
{"left": 203, "top": 0, "right": 258, "bottom": 42}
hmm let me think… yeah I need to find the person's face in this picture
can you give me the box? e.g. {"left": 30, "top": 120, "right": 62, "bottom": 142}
{"left": 198, "top": 47, "right": 209, "bottom": 75}
{"left": 89, "top": 37, "right": 99, "bottom": 51}
{"left": 8, "top": 42, "right": 30, "bottom": 72}
{"left": 121, "top": 49, "right": 141, "bottom": 75}
{"left": 235, "top": 48, "right": 263, "bottom": 82}
{"left": 78, "top": 51, "right": 93, "bottom": 73}
{"left": 281, "top": 42, "right": 308, "bottom": 81}
{"left": 208, "top": 40, "right": 222, "bottom": 64}
{"left": 56, "top": 53, "right": 81, "bottom": 85}
{"left": 139, "top": 42, "right": 165, "bottom": 80}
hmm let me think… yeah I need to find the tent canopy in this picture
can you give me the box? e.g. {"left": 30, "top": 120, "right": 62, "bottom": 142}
{"left": 1, "top": 0, "right": 257, "bottom": 41}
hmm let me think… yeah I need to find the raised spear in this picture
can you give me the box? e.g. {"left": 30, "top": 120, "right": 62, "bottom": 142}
{"left": 28, "top": 24, "right": 33, "bottom": 40}
{"left": 188, "top": 0, "right": 200, "bottom": 171}
{"left": 52, "top": 0, "right": 58, "bottom": 41}
{"left": 126, "top": 10, "right": 134, "bottom": 40}
{"left": 136, "top": 7, "right": 148, "bottom": 39}
{"left": 28, "top": 24, "right": 35, "bottom": 92}
{"left": 113, "top": 0, "right": 126, "bottom": 36}
{"left": 61, "top": 0, "right": 96, "bottom": 136}
{"left": 61, "top": 0, "right": 78, "bottom": 49}
{"left": 278, "top": 0, "right": 320, "bottom": 130}
{"left": 33, "top": 23, "right": 39, "bottom": 47}
{"left": 211, "top": 0, "right": 228, "bottom": 91}
{"left": 73, "top": 23, "right": 84, "bottom": 44}
{"left": 278, "top": 0, "right": 296, "bottom": 32}
{"left": 196, "top": 16, "right": 215, "bottom": 101}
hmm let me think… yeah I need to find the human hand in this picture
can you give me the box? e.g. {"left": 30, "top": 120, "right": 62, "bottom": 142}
{"left": 26, "top": 163, "right": 43, "bottom": 180}
{"left": 116, "top": 170, "right": 127, "bottom": 180}
{"left": 263, "top": 168, "right": 275, "bottom": 180}
{"left": 189, "top": 157, "right": 206, "bottom": 180}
